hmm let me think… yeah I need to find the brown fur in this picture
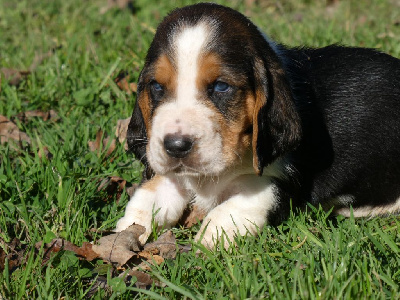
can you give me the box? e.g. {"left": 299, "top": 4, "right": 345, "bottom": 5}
{"left": 196, "top": 53, "right": 221, "bottom": 88}
{"left": 155, "top": 54, "right": 177, "bottom": 95}
{"left": 137, "top": 90, "right": 153, "bottom": 137}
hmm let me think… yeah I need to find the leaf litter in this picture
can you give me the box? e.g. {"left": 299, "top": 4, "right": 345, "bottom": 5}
{"left": 0, "top": 76, "right": 207, "bottom": 294}
{"left": 114, "top": 71, "right": 138, "bottom": 95}
{"left": 0, "top": 48, "right": 58, "bottom": 87}
{"left": 0, "top": 205, "right": 203, "bottom": 293}
{"left": 0, "top": 115, "right": 31, "bottom": 146}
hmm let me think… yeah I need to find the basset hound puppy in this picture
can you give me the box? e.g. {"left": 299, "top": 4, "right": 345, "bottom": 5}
{"left": 116, "top": 3, "right": 400, "bottom": 248}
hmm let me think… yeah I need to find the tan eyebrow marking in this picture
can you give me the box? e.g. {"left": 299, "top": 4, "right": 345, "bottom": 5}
{"left": 196, "top": 52, "right": 221, "bottom": 90}
{"left": 154, "top": 54, "right": 177, "bottom": 94}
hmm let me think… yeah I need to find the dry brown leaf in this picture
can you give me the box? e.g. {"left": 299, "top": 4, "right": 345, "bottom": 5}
{"left": 37, "top": 146, "right": 53, "bottom": 160}
{"left": 91, "top": 224, "right": 145, "bottom": 266}
{"left": 114, "top": 72, "right": 137, "bottom": 95}
{"left": 79, "top": 242, "right": 100, "bottom": 261}
{"left": 138, "top": 251, "right": 164, "bottom": 265}
{"left": 0, "top": 238, "right": 29, "bottom": 272}
{"left": 128, "top": 270, "right": 155, "bottom": 288}
{"left": 129, "top": 82, "right": 138, "bottom": 93}
{"left": 115, "top": 117, "right": 131, "bottom": 150}
{"left": 88, "top": 129, "right": 116, "bottom": 157}
{"left": 179, "top": 205, "right": 206, "bottom": 228}
{"left": 0, "top": 115, "right": 31, "bottom": 145}
{"left": 89, "top": 118, "right": 132, "bottom": 155}
{"left": 91, "top": 226, "right": 179, "bottom": 269}
{"left": 0, "top": 68, "right": 30, "bottom": 86}
{"left": 144, "top": 230, "right": 177, "bottom": 260}
{"left": 0, "top": 247, "right": 6, "bottom": 272}
{"left": 35, "top": 238, "right": 99, "bottom": 262}
{"left": 0, "top": 49, "right": 56, "bottom": 86}
{"left": 96, "top": 174, "right": 137, "bottom": 203}
{"left": 97, "top": 176, "right": 133, "bottom": 203}
{"left": 15, "top": 109, "right": 59, "bottom": 123}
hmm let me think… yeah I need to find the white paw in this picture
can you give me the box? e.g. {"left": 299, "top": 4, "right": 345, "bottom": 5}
{"left": 194, "top": 206, "right": 262, "bottom": 249}
{"left": 115, "top": 210, "right": 153, "bottom": 245}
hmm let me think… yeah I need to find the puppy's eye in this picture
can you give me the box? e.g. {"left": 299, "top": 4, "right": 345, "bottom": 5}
{"left": 213, "top": 81, "right": 230, "bottom": 93}
{"left": 150, "top": 81, "right": 163, "bottom": 92}
{"left": 149, "top": 80, "right": 164, "bottom": 103}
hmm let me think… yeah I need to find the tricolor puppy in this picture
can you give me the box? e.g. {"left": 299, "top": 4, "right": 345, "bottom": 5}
{"left": 116, "top": 3, "right": 400, "bottom": 247}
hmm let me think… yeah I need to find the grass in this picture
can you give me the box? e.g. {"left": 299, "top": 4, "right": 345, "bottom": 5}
{"left": 1, "top": 0, "right": 400, "bottom": 298}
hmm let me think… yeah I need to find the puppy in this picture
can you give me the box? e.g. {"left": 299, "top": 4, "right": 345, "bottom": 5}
{"left": 115, "top": 3, "right": 400, "bottom": 247}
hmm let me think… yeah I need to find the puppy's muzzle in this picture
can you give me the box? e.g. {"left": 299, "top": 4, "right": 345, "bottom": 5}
{"left": 163, "top": 134, "right": 194, "bottom": 158}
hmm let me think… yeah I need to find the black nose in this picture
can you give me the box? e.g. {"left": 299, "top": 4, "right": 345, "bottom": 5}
{"left": 163, "top": 134, "right": 193, "bottom": 158}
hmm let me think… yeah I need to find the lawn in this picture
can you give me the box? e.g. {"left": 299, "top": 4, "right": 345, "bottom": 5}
{"left": 1, "top": 0, "right": 400, "bottom": 298}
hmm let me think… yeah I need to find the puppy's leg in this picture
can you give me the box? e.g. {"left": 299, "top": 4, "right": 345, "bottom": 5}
{"left": 115, "top": 175, "right": 190, "bottom": 244}
{"left": 195, "top": 175, "right": 277, "bottom": 248}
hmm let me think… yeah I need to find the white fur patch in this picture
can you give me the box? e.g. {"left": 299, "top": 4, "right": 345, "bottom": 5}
{"left": 175, "top": 23, "right": 208, "bottom": 106}
{"left": 115, "top": 176, "right": 190, "bottom": 244}
{"left": 334, "top": 197, "right": 400, "bottom": 218}
{"left": 194, "top": 175, "right": 278, "bottom": 248}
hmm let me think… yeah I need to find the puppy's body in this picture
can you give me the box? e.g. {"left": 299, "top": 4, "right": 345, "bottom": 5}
{"left": 270, "top": 45, "right": 400, "bottom": 223}
{"left": 116, "top": 3, "right": 400, "bottom": 246}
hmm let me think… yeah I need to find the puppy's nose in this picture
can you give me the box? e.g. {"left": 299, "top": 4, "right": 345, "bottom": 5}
{"left": 163, "top": 134, "right": 193, "bottom": 158}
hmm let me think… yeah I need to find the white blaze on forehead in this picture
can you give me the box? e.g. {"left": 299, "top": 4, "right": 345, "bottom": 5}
{"left": 174, "top": 22, "right": 210, "bottom": 104}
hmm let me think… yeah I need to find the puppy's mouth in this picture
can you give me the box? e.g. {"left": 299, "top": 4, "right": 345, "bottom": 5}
{"left": 171, "top": 163, "right": 202, "bottom": 176}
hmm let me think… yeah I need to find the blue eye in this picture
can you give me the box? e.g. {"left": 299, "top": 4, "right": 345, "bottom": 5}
{"left": 213, "top": 81, "right": 230, "bottom": 93}
{"left": 151, "top": 81, "right": 163, "bottom": 92}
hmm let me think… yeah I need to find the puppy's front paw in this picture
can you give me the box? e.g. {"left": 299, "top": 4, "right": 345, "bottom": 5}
{"left": 194, "top": 211, "right": 239, "bottom": 249}
{"left": 115, "top": 210, "right": 153, "bottom": 245}
{"left": 194, "top": 204, "right": 264, "bottom": 249}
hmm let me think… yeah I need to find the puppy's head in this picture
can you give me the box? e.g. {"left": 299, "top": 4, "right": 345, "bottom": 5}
{"left": 127, "top": 3, "right": 301, "bottom": 178}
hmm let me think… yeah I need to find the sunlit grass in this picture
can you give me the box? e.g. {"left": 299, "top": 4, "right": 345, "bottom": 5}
{"left": 1, "top": 0, "right": 399, "bottom": 298}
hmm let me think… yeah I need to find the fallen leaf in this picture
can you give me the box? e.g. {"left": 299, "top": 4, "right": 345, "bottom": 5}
{"left": 179, "top": 205, "right": 206, "bottom": 228}
{"left": 114, "top": 71, "right": 137, "bottom": 95}
{"left": 115, "top": 117, "right": 131, "bottom": 150}
{"left": 0, "top": 238, "right": 29, "bottom": 272}
{"left": 137, "top": 251, "right": 164, "bottom": 265}
{"left": 144, "top": 230, "right": 177, "bottom": 260}
{"left": 0, "top": 247, "right": 6, "bottom": 272}
{"left": 35, "top": 238, "right": 99, "bottom": 262}
{"left": 128, "top": 270, "right": 155, "bottom": 288}
{"left": 14, "top": 109, "right": 59, "bottom": 123}
{"left": 37, "top": 146, "right": 53, "bottom": 160}
{"left": 0, "top": 115, "right": 31, "bottom": 145}
{"left": 97, "top": 176, "right": 129, "bottom": 203}
{"left": 0, "top": 48, "right": 56, "bottom": 86}
{"left": 0, "top": 68, "right": 29, "bottom": 86}
{"left": 92, "top": 224, "right": 145, "bottom": 266}
{"left": 79, "top": 242, "right": 100, "bottom": 261}
{"left": 88, "top": 129, "right": 116, "bottom": 157}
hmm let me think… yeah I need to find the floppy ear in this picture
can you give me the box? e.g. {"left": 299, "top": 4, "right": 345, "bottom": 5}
{"left": 252, "top": 54, "right": 302, "bottom": 175}
{"left": 126, "top": 79, "right": 155, "bottom": 181}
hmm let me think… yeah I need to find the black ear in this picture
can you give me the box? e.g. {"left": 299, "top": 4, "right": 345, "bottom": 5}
{"left": 126, "top": 82, "right": 154, "bottom": 181}
{"left": 252, "top": 52, "right": 302, "bottom": 175}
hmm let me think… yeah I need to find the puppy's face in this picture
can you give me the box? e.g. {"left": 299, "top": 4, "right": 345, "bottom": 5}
{"left": 128, "top": 4, "right": 301, "bottom": 178}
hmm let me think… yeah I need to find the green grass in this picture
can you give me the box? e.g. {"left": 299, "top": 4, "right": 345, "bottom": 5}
{"left": 1, "top": 0, "right": 400, "bottom": 298}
